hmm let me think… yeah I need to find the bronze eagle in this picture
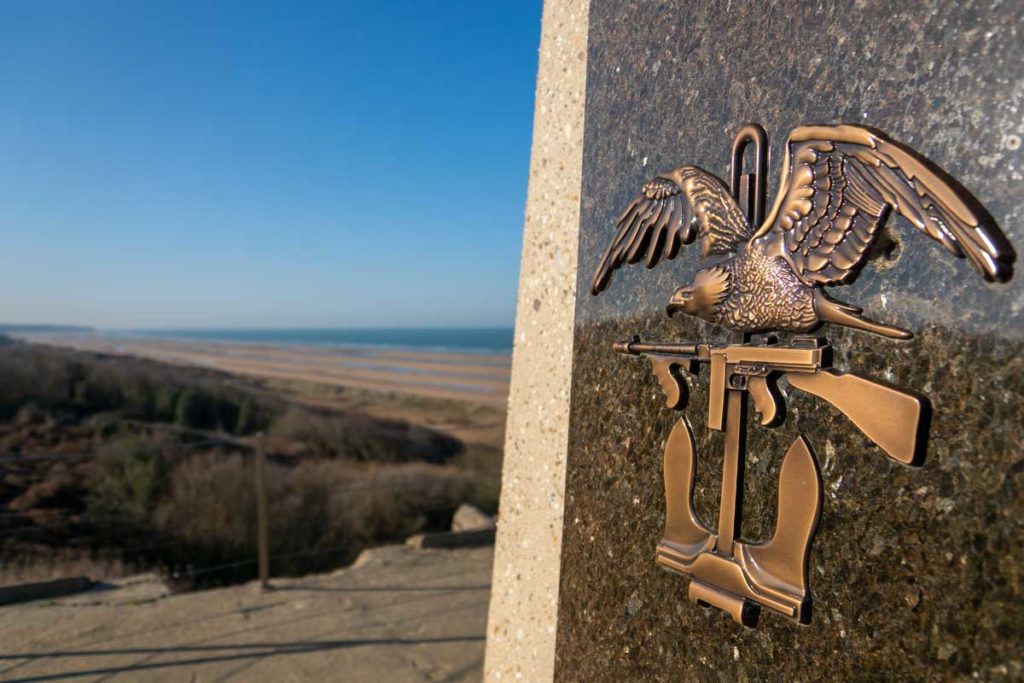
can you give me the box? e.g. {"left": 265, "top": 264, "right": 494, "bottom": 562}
{"left": 591, "top": 124, "right": 1014, "bottom": 339}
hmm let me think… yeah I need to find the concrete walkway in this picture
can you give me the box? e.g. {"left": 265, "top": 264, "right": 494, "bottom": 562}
{"left": 0, "top": 545, "right": 492, "bottom": 682}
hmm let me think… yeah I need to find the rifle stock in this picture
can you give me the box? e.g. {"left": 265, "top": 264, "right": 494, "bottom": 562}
{"left": 787, "top": 370, "right": 929, "bottom": 466}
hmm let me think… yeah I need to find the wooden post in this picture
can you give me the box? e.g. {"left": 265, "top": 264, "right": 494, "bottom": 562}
{"left": 254, "top": 431, "right": 270, "bottom": 590}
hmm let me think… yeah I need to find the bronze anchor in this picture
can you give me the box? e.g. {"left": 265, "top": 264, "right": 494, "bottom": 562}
{"left": 616, "top": 336, "right": 926, "bottom": 626}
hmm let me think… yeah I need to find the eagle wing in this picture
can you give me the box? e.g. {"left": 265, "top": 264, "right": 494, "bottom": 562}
{"left": 591, "top": 166, "right": 750, "bottom": 295}
{"left": 755, "top": 124, "right": 1013, "bottom": 285}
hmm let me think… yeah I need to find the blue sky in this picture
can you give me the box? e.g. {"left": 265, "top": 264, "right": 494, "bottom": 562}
{"left": 0, "top": 1, "right": 541, "bottom": 329}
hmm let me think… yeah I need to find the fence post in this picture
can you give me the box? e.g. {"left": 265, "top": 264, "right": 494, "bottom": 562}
{"left": 255, "top": 431, "right": 271, "bottom": 590}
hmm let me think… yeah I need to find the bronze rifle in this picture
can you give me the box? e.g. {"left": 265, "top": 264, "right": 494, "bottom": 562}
{"left": 614, "top": 336, "right": 927, "bottom": 465}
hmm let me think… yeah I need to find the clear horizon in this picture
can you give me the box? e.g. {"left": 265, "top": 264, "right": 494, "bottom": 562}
{"left": 0, "top": 2, "right": 542, "bottom": 329}
{"left": 0, "top": 322, "right": 515, "bottom": 330}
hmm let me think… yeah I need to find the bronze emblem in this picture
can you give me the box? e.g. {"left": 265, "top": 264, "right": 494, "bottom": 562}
{"left": 591, "top": 124, "right": 1014, "bottom": 627}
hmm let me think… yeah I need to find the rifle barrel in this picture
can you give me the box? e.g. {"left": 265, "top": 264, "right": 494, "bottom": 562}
{"left": 613, "top": 341, "right": 700, "bottom": 356}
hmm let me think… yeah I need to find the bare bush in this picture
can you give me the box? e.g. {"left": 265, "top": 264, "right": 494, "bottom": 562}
{"left": 270, "top": 406, "right": 461, "bottom": 462}
{"left": 151, "top": 453, "right": 471, "bottom": 586}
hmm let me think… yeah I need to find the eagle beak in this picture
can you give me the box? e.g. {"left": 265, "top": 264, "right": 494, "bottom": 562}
{"left": 666, "top": 287, "right": 692, "bottom": 318}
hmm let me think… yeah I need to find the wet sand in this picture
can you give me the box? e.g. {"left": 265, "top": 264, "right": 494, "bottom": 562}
{"left": 16, "top": 333, "right": 511, "bottom": 406}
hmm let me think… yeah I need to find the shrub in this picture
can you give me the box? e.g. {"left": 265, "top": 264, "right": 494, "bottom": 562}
{"left": 154, "top": 451, "right": 254, "bottom": 547}
{"left": 121, "top": 379, "right": 156, "bottom": 420}
{"left": 152, "top": 452, "right": 471, "bottom": 585}
{"left": 154, "top": 386, "right": 180, "bottom": 421}
{"left": 174, "top": 390, "right": 201, "bottom": 428}
{"left": 0, "top": 343, "right": 272, "bottom": 431}
{"left": 270, "top": 406, "right": 461, "bottom": 462}
{"left": 8, "top": 463, "right": 80, "bottom": 512}
{"left": 86, "top": 438, "right": 170, "bottom": 528}
{"left": 448, "top": 444, "right": 503, "bottom": 513}
{"left": 235, "top": 398, "right": 255, "bottom": 435}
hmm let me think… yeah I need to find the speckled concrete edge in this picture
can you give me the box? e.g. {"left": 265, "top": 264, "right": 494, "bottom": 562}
{"left": 483, "top": 1, "right": 589, "bottom": 680}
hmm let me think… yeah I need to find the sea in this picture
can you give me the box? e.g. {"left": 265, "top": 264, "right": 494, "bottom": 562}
{"left": 110, "top": 327, "right": 515, "bottom": 355}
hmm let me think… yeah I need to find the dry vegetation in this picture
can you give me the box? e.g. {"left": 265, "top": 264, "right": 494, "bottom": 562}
{"left": 0, "top": 337, "right": 502, "bottom": 588}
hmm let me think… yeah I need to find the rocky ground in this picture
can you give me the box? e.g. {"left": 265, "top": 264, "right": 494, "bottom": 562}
{"left": 0, "top": 543, "right": 493, "bottom": 682}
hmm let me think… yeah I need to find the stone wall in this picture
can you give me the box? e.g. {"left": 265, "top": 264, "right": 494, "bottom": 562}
{"left": 554, "top": 1, "right": 1023, "bottom": 680}
{"left": 483, "top": 1, "right": 589, "bottom": 680}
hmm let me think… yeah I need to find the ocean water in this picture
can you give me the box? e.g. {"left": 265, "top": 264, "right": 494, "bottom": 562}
{"left": 111, "top": 327, "right": 515, "bottom": 355}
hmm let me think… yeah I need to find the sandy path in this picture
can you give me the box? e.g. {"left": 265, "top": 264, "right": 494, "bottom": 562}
{"left": 0, "top": 544, "right": 492, "bottom": 682}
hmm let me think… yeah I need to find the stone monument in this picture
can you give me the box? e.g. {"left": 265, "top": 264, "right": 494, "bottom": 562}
{"left": 487, "top": 1, "right": 1022, "bottom": 680}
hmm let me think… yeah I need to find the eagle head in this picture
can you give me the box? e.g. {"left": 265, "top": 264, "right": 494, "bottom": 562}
{"left": 667, "top": 266, "right": 731, "bottom": 321}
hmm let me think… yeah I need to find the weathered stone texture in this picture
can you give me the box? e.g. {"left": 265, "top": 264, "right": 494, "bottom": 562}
{"left": 484, "top": 1, "right": 589, "bottom": 681}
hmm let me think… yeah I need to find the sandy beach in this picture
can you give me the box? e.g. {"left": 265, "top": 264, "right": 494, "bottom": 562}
{"left": 14, "top": 333, "right": 512, "bottom": 406}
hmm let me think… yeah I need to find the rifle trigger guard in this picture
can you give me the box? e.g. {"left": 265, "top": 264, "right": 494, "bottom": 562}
{"left": 747, "top": 375, "right": 785, "bottom": 427}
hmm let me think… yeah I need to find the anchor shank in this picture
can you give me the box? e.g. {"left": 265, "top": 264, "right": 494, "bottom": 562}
{"left": 716, "top": 389, "right": 747, "bottom": 556}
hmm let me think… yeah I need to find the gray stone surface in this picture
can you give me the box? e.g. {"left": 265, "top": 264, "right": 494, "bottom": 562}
{"left": 555, "top": 1, "right": 1023, "bottom": 680}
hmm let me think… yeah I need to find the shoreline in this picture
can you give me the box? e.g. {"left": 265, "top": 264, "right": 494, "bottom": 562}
{"left": 106, "top": 332, "right": 513, "bottom": 358}
{"left": 14, "top": 333, "right": 512, "bottom": 406}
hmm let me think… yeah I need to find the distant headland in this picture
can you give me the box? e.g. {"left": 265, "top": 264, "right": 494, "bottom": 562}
{"left": 0, "top": 323, "right": 94, "bottom": 334}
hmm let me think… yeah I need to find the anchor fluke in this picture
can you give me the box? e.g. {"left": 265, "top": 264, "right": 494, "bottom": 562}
{"left": 658, "top": 417, "right": 713, "bottom": 564}
{"left": 743, "top": 435, "right": 822, "bottom": 623}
